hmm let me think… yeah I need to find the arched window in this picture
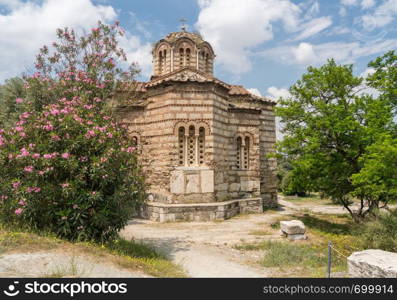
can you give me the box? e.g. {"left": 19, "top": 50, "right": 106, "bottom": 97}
{"left": 162, "top": 49, "right": 167, "bottom": 73}
{"left": 244, "top": 136, "right": 250, "bottom": 169}
{"left": 179, "top": 48, "right": 184, "bottom": 68}
{"left": 131, "top": 136, "right": 139, "bottom": 147}
{"left": 236, "top": 135, "right": 250, "bottom": 170}
{"left": 205, "top": 53, "right": 210, "bottom": 73}
{"left": 159, "top": 51, "right": 163, "bottom": 74}
{"left": 177, "top": 125, "right": 206, "bottom": 166}
{"left": 178, "top": 127, "right": 185, "bottom": 166}
{"left": 187, "top": 125, "right": 196, "bottom": 166}
{"left": 236, "top": 137, "right": 242, "bottom": 169}
{"left": 198, "top": 127, "right": 205, "bottom": 165}
{"left": 186, "top": 48, "right": 191, "bottom": 67}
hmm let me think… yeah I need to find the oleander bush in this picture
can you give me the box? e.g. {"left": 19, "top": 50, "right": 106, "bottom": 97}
{"left": 0, "top": 21, "right": 145, "bottom": 242}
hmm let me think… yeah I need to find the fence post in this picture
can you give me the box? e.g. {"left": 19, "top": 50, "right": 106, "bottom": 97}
{"left": 327, "top": 241, "right": 332, "bottom": 278}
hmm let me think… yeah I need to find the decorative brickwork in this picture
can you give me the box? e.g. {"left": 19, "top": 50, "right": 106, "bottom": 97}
{"left": 115, "top": 30, "right": 278, "bottom": 221}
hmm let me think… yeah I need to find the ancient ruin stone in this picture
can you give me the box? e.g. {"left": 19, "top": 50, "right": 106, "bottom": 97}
{"left": 280, "top": 220, "right": 307, "bottom": 240}
{"left": 348, "top": 249, "right": 397, "bottom": 278}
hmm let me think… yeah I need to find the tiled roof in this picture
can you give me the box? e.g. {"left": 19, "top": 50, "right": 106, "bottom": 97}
{"left": 127, "top": 68, "right": 275, "bottom": 104}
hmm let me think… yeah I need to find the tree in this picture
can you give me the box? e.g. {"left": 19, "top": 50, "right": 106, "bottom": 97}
{"left": 350, "top": 51, "right": 397, "bottom": 210}
{"left": 367, "top": 50, "right": 397, "bottom": 110}
{"left": 24, "top": 20, "right": 139, "bottom": 112}
{"left": 0, "top": 77, "right": 26, "bottom": 127}
{"left": 276, "top": 59, "right": 393, "bottom": 221}
{"left": 0, "top": 21, "right": 146, "bottom": 242}
{"left": 352, "top": 135, "right": 397, "bottom": 207}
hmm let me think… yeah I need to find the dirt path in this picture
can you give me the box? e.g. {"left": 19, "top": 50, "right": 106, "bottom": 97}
{"left": 120, "top": 196, "right": 361, "bottom": 277}
{"left": 120, "top": 208, "right": 293, "bottom": 278}
{"left": 0, "top": 250, "right": 150, "bottom": 278}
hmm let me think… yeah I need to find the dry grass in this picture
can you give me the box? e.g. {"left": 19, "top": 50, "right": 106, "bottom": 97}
{"left": 249, "top": 229, "right": 272, "bottom": 236}
{"left": 234, "top": 212, "right": 361, "bottom": 277}
{"left": 0, "top": 226, "right": 186, "bottom": 278}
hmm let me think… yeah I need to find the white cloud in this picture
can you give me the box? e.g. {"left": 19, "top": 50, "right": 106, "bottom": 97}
{"left": 358, "top": 67, "right": 380, "bottom": 97}
{"left": 266, "top": 86, "right": 291, "bottom": 101}
{"left": 195, "top": 0, "right": 301, "bottom": 74}
{"left": 360, "top": 67, "right": 375, "bottom": 78}
{"left": 293, "top": 16, "right": 332, "bottom": 41}
{"left": 306, "top": 1, "right": 320, "bottom": 19}
{"left": 361, "top": 0, "right": 375, "bottom": 9}
{"left": 0, "top": 0, "right": 152, "bottom": 81}
{"left": 359, "top": 0, "right": 397, "bottom": 30}
{"left": 263, "top": 39, "right": 397, "bottom": 67}
{"left": 195, "top": 0, "right": 336, "bottom": 75}
{"left": 247, "top": 88, "right": 262, "bottom": 97}
{"left": 339, "top": 6, "right": 348, "bottom": 17}
{"left": 119, "top": 34, "right": 152, "bottom": 78}
{"left": 293, "top": 42, "right": 317, "bottom": 64}
{"left": 341, "top": 0, "right": 359, "bottom": 6}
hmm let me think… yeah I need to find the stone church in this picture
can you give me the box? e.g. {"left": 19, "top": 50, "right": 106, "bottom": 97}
{"left": 116, "top": 29, "right": 277, "bottom": 222}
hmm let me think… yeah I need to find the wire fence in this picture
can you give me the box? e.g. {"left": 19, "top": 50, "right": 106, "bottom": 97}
{"left": 327, "top": 241, "right": 362, "bottom": 278}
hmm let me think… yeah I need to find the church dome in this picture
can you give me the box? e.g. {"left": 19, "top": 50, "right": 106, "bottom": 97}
{"left": 152, "top": 30, "right": 215, "bottom": 77}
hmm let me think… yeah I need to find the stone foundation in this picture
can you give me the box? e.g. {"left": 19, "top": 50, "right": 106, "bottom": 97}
{"left": 141, "top": 197, "right": 264, "bottom": 222}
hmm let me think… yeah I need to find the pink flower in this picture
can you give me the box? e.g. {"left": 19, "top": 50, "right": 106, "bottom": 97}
{"left": 51, "top": 135, "right": 61, "bottom": 141}
{"left": 50, "top": 109, "right": 60, "bottom": 116}
{"left": 0, "top": 195, "right": 8, "bottom": 200}
{"left": 20, "top": 148, "right": 29, "bottom": 157}
{"left": 24, "top": 166, "right": 34, "bottom": 173}
{"left": 72, "top": 204, "right": 78, "bottom": 209}
{"left": 15, "top": 126, "right": 24, "bottom": 132}
{"left": 20, "top": 112, "right": 30, "bottom": 119}
{"left": 12, "top": 181, "right": 21, "bottom": 189}
{"left": 18, "top": 199, "right": 26, "bottom": 206}
{"left": 126, "top": 147, "right": 135, "bottom": 153}
{"left": 32, "top": 153, "right": 40, "bottom": 159}
{"left": 43, "top": 154, "right": 52, "bottom": 159}
{"left": 85, "top": 130, "right": 96, "bottom": 139}
{"left": 106, "top": 133, "right": 113, "bottom": 138}
{"left": 14, "top": 208, "right": 23, "bottom": 215}
{"left": 19, "top": 132, "right": 26, "bottom": 138}
{"left": 42, "top": 123, "right": 54, "bottom": 131}
{"left": 61, "top": 153, "right": 70, "bottom": 159}
{"left": 61, "top": 183, "right": 70, "bottom": 188}
{"left": 34, "top": 187, "right": 41, "bottom": 193}
{"left": 15, "top": 98, "right": 24, "bottom": 104}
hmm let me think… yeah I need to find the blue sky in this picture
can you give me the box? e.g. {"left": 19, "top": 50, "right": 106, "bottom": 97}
{"left": 1, "top": 0, "right": 397, "bottom": 99}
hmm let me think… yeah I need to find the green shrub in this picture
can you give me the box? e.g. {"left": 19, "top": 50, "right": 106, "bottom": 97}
{"left": 0, "top": 97, "right": 145, "bottom": 242}
{"left": 0, "top": 21, "right": 145, "bottom": 243}
{"left": 280, "top": 171, "right": 308, "bottom": 196}
{"left": 357, "top": 209, "right": 397, "bottom": 252}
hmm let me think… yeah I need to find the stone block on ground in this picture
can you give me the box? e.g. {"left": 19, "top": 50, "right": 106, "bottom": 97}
{"left": 348, "top": 249, "right": 397, "bottom": 278}
{"left": 280, "top": 220, "right": 306, "bottom": 235}
{"left": 280, "top": 220, "right": 306, "bottom": 241}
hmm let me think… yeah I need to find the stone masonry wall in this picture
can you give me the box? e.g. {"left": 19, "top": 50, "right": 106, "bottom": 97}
{"left": 116, "top": 81, "right": 277, "bottom": 208}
